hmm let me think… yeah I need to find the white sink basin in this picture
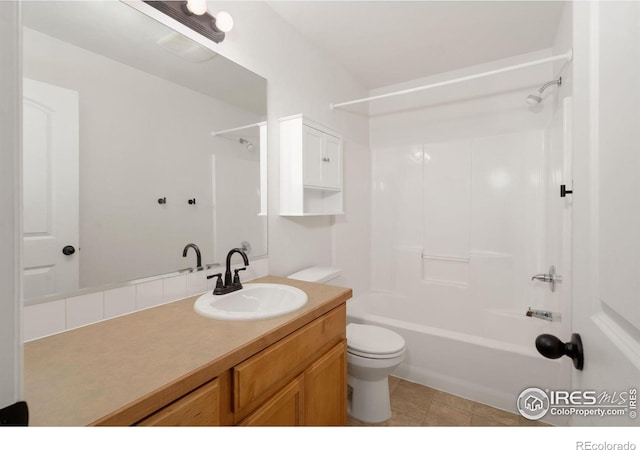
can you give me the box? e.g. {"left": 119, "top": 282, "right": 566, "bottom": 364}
{"left": 194, "top": 283, "right": 308, "bottom": 321}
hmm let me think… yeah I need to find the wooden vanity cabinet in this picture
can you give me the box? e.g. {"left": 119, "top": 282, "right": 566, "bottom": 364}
{"left": 136, "top": 379, "right": 220, "bottom": 426}
{"left": 302, "top": 340, "right": 347, "bottom": 425}
{"left": 136, "top": 303, "right": 347, "bottom": 427}
{"left": 238, "top": 340, "right": 347, "bottom": 426}
{"left": 232, "top": 304, "right": 346, "bottom": 426}
{"left": 239, "top": 377, "right": 304, "bottom": 426}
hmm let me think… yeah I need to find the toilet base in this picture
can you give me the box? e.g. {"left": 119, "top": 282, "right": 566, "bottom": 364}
{"left": 347, "top": 375, "right": 392, "bottom": 423}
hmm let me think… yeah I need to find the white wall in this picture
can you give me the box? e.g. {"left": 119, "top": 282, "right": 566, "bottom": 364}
{"left": 0, "top": 1, "right": 22, "bottom": 408}
{"left": 197, "top": 1, "right": 372, "bottom": 294}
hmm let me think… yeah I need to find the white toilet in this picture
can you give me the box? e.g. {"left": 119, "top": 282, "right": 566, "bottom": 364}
{"left": 346, "top": 323, "right": 405, "bottom": 423}
{"left": 287, "top": 266, "right": 406, "bottom": 424}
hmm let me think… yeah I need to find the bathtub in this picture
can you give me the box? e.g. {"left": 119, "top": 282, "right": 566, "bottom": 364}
{"left": 347, "top": 291, "right": 571, "bottom": 425}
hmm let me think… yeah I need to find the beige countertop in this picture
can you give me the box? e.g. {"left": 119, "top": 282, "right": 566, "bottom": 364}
{"left": 24, "top": 276, "right": 351, "bottom": 426}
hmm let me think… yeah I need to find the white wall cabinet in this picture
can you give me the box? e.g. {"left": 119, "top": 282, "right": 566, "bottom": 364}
{"left": 280, "top": 115, "right": 343, "bottom": 216}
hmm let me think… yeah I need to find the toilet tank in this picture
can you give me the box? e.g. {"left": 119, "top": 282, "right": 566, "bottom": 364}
{"left": 287, "top": 266, "right": 341, "bottom": 284}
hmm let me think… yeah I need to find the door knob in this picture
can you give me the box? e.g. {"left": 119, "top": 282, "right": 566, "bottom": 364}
{"left": 535, "top": 333, "right": 584, "bottom": 370}
{"left": 62, "top": 245, "right": 76, "bottom": 256}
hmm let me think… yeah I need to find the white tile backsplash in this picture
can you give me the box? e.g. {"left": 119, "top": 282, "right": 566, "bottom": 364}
{"left": 66, "top": 292, "right": 104, "bottom": 329}
{"left": 186, "top": 270, "right": 209, "bottom": 296}
{"left": 135, "top": 279, "right": 165, "bottom": 310}
{"left": 23, "top": 299, "right": 66, "bottom": 342}
{"left": 239, "top": 258, "right": 269, "bottom": 283}
{"left": 163, "top": 275, "right": 187, "bottom": 303}
{"left": 23, "top": 258, "right": 270, "bottom": 341}
{"left": 104, "top": 285, "right": 136, "bottom": 319}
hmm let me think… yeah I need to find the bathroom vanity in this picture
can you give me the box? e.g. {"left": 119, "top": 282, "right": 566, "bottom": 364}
{"left": 23, "top": 277, "right": 351, "bottom": 426}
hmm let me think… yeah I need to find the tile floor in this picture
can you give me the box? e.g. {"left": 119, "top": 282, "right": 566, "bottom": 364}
{"left": 347, "top": 376, "right": 551, "bottom": 427}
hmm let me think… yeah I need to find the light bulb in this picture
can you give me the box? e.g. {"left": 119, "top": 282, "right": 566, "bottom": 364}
{"left": 185, "top": 0, "right": 207, "bottom": 16}
{"left": 214, "top": 11, "right": 234, "bottom": 33}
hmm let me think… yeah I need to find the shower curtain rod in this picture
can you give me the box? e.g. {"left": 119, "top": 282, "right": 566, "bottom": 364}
{"left": 211, "top": 120, "right": 266, "bottom": 137}
{"left": 329, "top": 49, "right": 573, "bottom": 110}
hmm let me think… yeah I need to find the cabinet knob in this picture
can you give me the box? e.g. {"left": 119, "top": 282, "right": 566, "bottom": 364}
{"left": 322, "top": 157, "right": 331, "bottom": 162}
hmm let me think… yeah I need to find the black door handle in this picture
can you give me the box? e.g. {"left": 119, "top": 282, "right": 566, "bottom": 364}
{"left": 62, "top": 245, "right": 76, "bottom": 256}
{"left": 535, "top": 333, "right": 584, "bottom": 370}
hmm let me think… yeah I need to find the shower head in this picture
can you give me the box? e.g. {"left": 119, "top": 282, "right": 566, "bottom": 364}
{"left": 527, "top": 93, "right": 542, "bottom": 105}
{"left": 526, "top": 77, "right": 562, "bottom": 105}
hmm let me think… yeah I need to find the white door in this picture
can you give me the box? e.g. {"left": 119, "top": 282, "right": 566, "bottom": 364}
{"left": 22, "top": 78, "right": 79, "bottom": 300}
{"left": 570, "top": 2, "right": 640, "bottom": 426}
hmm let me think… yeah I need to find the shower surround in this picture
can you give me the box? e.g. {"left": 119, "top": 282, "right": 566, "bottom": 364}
{"left": 358, "top": 51, "right": 573, "bottom": 424}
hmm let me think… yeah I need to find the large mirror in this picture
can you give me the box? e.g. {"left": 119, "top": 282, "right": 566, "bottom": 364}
{"left": 22, "top": 1, "right": 268, "bottom": 302}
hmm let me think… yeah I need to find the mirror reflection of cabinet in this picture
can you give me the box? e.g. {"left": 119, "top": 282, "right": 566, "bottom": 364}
{"left": 280, "top": 115, "right": 343, "bottom": 216}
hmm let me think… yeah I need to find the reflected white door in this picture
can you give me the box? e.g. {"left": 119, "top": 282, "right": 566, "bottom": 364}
{"left": 571, "top": 2, "right": 640, "bottom": 425}
{"left": 23, "top": 78, "right": 79, "bottom": 299}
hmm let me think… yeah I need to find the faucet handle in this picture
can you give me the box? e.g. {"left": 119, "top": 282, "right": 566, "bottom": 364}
{"left": 207, "top": 273, "right": 224, "bottom": 293}
{"left": 233, "top": 267, "right": 247, "bottom": 285}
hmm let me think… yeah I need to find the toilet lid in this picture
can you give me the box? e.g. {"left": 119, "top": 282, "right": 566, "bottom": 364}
{"left": 347, "top": 323, "right": 405, "bottom": 356}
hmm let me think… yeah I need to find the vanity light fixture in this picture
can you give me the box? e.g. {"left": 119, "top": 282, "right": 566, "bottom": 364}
{"left": 183, "top": 0, "right": 207, "bottom": 16}
{"left": 144, "top": 1, "right": 233, "bottom": 43}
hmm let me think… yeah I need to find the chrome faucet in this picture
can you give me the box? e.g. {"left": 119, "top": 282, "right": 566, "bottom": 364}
{"left": 207, "top": 248, "right": 249, "bottom": 295}
{"left": 182, "top": 243, "right": 202, "bottom": 269}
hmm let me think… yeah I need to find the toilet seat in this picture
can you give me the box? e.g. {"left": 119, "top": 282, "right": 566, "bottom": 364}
{"left": 348, "top": 347, "right": 405, "bottom": 359}
{"left": 347, "top": 323, "right": 405, "bottom": 360}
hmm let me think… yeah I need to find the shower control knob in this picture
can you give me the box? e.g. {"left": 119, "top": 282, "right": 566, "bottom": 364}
{"left": 62, "top": 245, "right": 76, "bottom": 256}
{"left": 535, "top": 333, "right": 584, "bottom": 370}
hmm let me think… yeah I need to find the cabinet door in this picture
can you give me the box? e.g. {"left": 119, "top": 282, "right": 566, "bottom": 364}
{"left": 303, "top": 125, "right": 325, "bottom": 188}
{"left": 239, "top": 377, "right": 303, "bottom": 426}
{"left": 322, "top": 134, "right": 342, "bottom": 190}
{"left": 136, "top": 379, "right": 220, "bottom": 426}
{"left": 303, "top": 340, "right": 347, "bottom": 426}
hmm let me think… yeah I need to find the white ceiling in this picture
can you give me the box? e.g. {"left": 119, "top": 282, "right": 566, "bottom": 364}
{"left": 267, "top": 1, "right": 566, "bottom": 89}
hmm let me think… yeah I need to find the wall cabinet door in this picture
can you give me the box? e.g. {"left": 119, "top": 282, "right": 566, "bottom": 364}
{"left": 303, "top": 125, "right": 325, "bottom": 188}
{"left": 303, "top": 125, "right": 342, "bottom": 190}
{"left": 239, "top": 377, "right": 303, "bottom": 426}
{"left": 322, "top": 134, "right": 343, "bottom": 190}
{"left": 303, "top": 340, "right": 347, "bottom": 426}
